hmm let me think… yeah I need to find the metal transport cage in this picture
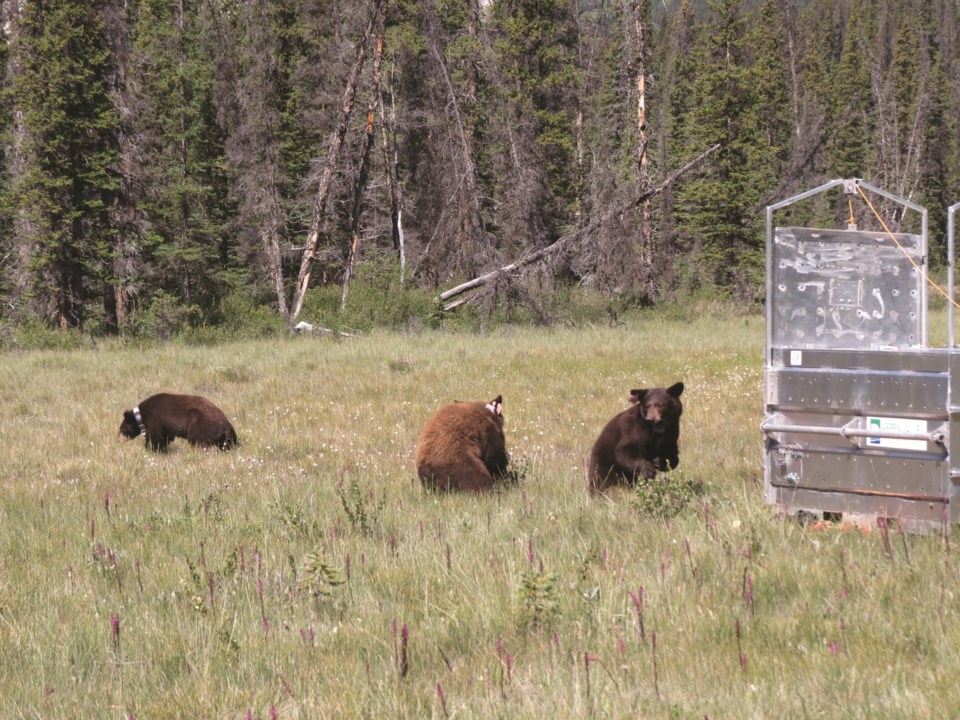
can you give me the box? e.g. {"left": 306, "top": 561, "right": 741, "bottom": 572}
{"left": 762, "top": 179, "right": 960, "bottom": 531}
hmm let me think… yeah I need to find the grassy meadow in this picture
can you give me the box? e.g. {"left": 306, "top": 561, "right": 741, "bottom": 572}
{"left": 1, "top": 310, "right": 958, "bottom": 718}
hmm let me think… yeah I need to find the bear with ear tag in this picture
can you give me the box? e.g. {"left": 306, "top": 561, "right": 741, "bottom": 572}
{"left": 588, "top": 382, "right": 683, "bottom": 495}
{"left": 416, "top": 395, "right": 509, "bottom": 492}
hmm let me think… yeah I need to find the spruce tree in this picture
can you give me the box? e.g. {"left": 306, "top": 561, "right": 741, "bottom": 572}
{"left": 890, "top": 15, "right": 920, "bottom": 159}
{"left": 825, "top": 0, "right": 872, "bottom": 183}
{"left": 659, "top": 0, "right": 697, "bottom": 292}
{"left": 787, "top": 0, "right": 845, "bottom": 229}
{"left": 747, "top": 0, "right": 792, "bottom": 189}
{"left": 918, "top": 51, "right": 960, "bottom": 264}
{"left": 10, "top": 0, "right": 120, "bottom": 329}
{"left": 129, "top": 0, "right": 235, "bottom": 323}
{"left": 491, "top": 0, "right": 581, "bottom": 243}
{"left": 675, "top": 0, "right": 765, "bottom": 298}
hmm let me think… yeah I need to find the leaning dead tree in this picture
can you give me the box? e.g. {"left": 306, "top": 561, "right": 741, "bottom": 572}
{"left": 437, "top": 143, "right": 720, "bottom": 311}
{"left": 289, "top": 0, "right": 386, "bottom": 321}
{"left": 340, "top": 11, "right": 386, "bottom": 310}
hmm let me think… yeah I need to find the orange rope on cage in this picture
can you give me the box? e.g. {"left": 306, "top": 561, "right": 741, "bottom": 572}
{"left": 855, "top": 184, "right": 960, "bottom": 310}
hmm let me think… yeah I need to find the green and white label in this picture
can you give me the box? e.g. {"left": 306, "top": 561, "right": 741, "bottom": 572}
{"left": 866, "top": 416, "right": 927, "bottom": 451}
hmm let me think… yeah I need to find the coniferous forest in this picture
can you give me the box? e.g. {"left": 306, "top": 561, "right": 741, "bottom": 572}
{"left": 0, "top": 0, "right": 958, "bottom": 336}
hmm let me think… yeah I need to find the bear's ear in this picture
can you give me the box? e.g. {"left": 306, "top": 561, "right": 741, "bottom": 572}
{"left": 629, "top": 389, "right": 647, "bottom": 404}
{"left": 667, "top": 382, "right": 684, "bottom": 398}
{"left": 486, "top": 395, "right": 503, "bottom": 416}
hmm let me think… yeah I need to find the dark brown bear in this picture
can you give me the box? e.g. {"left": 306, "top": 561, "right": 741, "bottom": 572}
{"left": 119, "top": 393, "right": 239, "bottom": 451}
{"left": 588, "top": 382, "right": 683, "bottom": 494}
{"left": 416, "top": 395, "right": 509, "bottom": 492}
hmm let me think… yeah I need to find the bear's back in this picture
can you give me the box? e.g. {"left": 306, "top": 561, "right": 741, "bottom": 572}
{"left": 141, "top": 393, "right": 226, "bottom": 419}
{"left": 416, "top": 401, "right": 500, "bottom": 463}
{"left": 590, "top": 405, "right": 645, "bottom": 461}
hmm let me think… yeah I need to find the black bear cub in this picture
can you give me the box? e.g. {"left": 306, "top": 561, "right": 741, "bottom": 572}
{"left": 416, "top": 395, "right": 509, "bottom": 492}
{"left": 588, "top": 382, "right": 684, "bottom": 494}
{"left": 119, "top": 393, "right": 239, "bottom": 451}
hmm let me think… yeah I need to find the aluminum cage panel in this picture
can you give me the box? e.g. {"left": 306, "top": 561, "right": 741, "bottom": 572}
{"left": 771, "top": 227, "right": 923, "bottom": 350}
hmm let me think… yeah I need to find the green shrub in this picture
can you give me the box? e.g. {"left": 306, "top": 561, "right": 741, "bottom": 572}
{"left": 298, "top": 547, "right": 347, "bottom": 599}
{"left": 630, "top": 469, "right": 705, "bottom": 520}
{"left": 337, "top": 475, "right": 386, "bottom": 537}
{"left": 179, "top": 288, "right": 288, "bottom": 344}
{"left": 516, "top": 566, "right": 561, "bottom": 630}
{"left": 126, "top": 290, "right": 200, "bottom": 340}
{"left": 0, "top": 318, "right": 92, "bottom": 351}
{"left": 304, "top": 253, "right": 438, "bottom": 332}
{"left": 214, "top": 288, "right": 288, "bottom": 336}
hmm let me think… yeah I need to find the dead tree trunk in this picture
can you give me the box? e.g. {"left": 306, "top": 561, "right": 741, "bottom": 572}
{"left": 379, "top": 67, "right": 405, "bottom": 283}
{"left": 632, "top": 0, "right": 655, "bottom": 299}
{"left": 341, "top": 15, "right": 386, "bottom": 309}
{"left": 289, "top": 0, "right": 384, "bottom": 321}
{"left": 457, "top": 0, "right": 483, "bottom": 252}
{"left": 438, "top": 143, "right": 720, "bottom": 310}
{"left": 261, "top": 184, "right": 289, "bottom": 317}
{"left": 423, "top": 34, "right": 486, "bottom": 278}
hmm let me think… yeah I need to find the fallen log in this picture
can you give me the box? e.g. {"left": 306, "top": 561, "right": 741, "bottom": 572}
{"left": 292, "top": 321, "right": 358, "bottom": 338}
{"left": 436, "top": 143, "right": 720, "bottom": 310}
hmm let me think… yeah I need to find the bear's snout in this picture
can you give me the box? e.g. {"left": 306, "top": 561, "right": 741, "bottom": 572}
{"left": 644, "top": 407, "right": 664, "bottom": 424}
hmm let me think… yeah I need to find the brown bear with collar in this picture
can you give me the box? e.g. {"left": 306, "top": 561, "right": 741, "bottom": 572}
{"left": 416, "top": 395, "right": 509, "bottom": 492}
{"left": 119, "top": 393, "right": 239, "bottom": 451}
{"left": 589, "top": 382, "right": 683, "bottom": 494}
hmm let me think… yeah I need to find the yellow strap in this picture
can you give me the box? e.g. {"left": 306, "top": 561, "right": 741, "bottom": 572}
{"left": 855, "top": 185, "right": 960, "bottom": 310}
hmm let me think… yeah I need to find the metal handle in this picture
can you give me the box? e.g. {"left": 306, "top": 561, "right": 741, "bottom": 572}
{"left": 761, "top": 418, "right": 947, "bottom": 446}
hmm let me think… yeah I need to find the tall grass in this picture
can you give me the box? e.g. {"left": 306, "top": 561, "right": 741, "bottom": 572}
{"left": 0, "top": 310, "right": 957, "bottom": 718}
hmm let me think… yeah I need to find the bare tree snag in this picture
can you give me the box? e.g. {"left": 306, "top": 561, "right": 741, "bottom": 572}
{"left": 262, "top": 183, "right": 289, "bottom": 317}
{"left": 215, "top": 0, "right": 291, "bottom": 318}
{"left": 249, "top": 0, "right": 291, "bottom": 320}
{"left": 341, "top": 13, "right": 386, "bottom": 309}
{"left": 103, "top": 0, "right": 138, "bottom": 331}
{"left": 573, "top": 0, "right": 587, "bottom": 221}
{"left": 426, "top": 33, "right": 487, "bottom": 276}
{"left": 112, "top": 115, "right": 136, "bottom": 329}
{"left": 632, "top": 0, "right": 654, "bottom": 298}
{"left": 633, "top": 0, "right": 649, "bottom": 180}
{"left": 438, "top": 143, "right": 720, "bottom": 310}
{"left": 458, "top": 0, "right": 484, "bottom": 247}
{"left": 414, "top": 169, "right": 470, "bottom": 277}
{"left": 379, "top": 67, "right": 406, "bottom": 282}
{"left": 289, "top": 0, "right": 385, "bottom": 321}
